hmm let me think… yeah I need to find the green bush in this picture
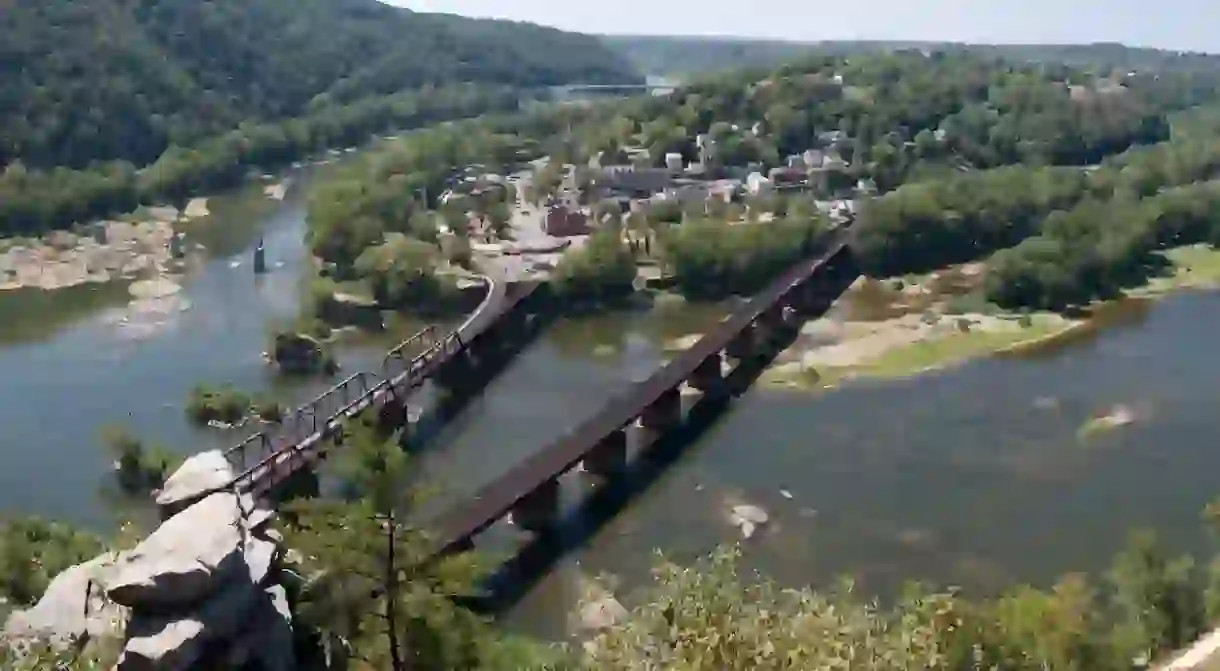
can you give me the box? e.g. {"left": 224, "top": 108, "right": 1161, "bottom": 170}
{"left": 185, "top": 384, "right": 252, "bottom": 425}
{"left": 99, "top": 425, "right": 180, "bottom": 495}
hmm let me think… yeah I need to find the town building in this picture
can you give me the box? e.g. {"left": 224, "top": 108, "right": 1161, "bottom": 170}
{"left": 544, "top": 203, "right": 591, "bottom": 237}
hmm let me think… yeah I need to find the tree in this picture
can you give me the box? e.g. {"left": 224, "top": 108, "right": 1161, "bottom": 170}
{"left": 282, "top": 420, "right": 506, "bottom": 670}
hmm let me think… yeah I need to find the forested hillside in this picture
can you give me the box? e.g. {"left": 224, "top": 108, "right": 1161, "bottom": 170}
{"left": 603, "top": 34, "right": 1220, "bottom": 77}
{"left": 0, "top": 0, "right": 640, "bottom": 170}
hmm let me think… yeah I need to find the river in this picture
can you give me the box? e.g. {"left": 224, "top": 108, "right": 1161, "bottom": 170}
{"left": 2, "top": 167, "right": 1220, "bottom": 641}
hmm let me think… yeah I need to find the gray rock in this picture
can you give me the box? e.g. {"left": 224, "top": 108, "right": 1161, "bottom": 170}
{"left": 728, "top": 503, "right": 770, "bottom": 540}
{"left": 155, "top": 450, "right": 235, "bottom": 514}
{"left": 115, "top": 536, "right": 279, "bottom": 671}
{"left": 225, "top": 585, "right": 295, "bottom": 671}
{"left": 117, "top": 570, "right": 262, "bottom": 671}
{"left": 578, "top": 594, "right": 627, "bottom": 632}
{"left": 5, "top": 552, "right": 128, "bottom": 648}
{"left": 106, "top": 491, "right": 273, "bottom": 609}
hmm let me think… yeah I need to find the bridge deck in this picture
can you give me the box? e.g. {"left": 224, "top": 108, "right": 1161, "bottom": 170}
{"left": 226, "top": 275, "right": 537, "bottom": 498}
{"left": 433, "top": 230, "right": 853, "bottom": 553}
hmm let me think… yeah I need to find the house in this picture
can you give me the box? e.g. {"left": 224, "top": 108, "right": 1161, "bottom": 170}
{"left": 746, "top": 172, "right": 773, "bottom": 196}
{"left": 768, "top": 166, "right": 807, "bottom": 187}
{"left": 803, "top": 149, "right": 826, "bottom": 169}
{"left": 593, "top": 166, "right": 673, "bottom": 199}
{"left": 664, "top": 152, "right": 684, "bottom": 172}
{"left": 544, "top": 204, "right": 591, "bottom": 237}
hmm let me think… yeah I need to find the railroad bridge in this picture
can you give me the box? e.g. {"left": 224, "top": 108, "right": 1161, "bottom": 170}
{"left": 158, "top": 272, "right": 551, "bottom": 516}
{"left": 430, "top": 226, "right": 860, "bottom": 560}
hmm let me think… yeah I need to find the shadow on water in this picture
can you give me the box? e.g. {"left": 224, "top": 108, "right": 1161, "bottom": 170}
{"left": 0, "top": 282, "right": 133, "bottom": 345}
{"left": 471, "top": 321, "right": 808, "bottom": 615}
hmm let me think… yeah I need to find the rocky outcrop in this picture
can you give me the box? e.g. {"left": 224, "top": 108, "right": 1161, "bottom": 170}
{"left": 109, "top": 491, "right": 288, "bottom": 670}
{"left": 154, "top": 449, "right": 235, "bottom": 516}
{"left": 4, "top": 552, "right": 128, "bottom": 648}
{"left": 105, "top": 492, "right": 276, "bottom": 610}
{"left": 7, "top": 490, "right": 293, "bottom": 671}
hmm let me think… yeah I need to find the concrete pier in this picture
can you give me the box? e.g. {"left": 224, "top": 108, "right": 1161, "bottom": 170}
{"left": 376, "top": 400, "right": 410, "bottom": 436}
{"left": 583, "top": 429, "right": 628, "bottom": 477}
{"left": 726, "top": 324, "right": 758, "bottom": 360}
{"left": 639, "top": 388, "right": 682, "bottom": 442}
{"left": 512, "top": 478, "right": 561, "bottom": 533}
{"left": 436, "top": 350, "right": 477, "bottom": 390}
{"left": 689, "top": 352, "right": 725, "bottom": 393}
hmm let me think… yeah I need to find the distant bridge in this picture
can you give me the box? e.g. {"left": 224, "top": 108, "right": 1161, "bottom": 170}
{"left": 430, "top": 223, "right": 860, "bottom": 559}
{"left": 547, "top": 82, "right": 677, "bottom": 98}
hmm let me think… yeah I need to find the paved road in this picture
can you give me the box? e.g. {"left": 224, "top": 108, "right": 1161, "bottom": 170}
{"left": 481, "top": 172, "right": 585, "bottom": 282}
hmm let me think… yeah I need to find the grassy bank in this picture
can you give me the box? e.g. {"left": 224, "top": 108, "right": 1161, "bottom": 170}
{"left": 763, "top": 244, "right": 1220, "bottom": 392}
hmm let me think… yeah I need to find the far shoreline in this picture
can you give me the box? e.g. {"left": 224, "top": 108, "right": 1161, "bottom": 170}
{"left": 757, "top": 244, "right": 1220, "bottom": 393}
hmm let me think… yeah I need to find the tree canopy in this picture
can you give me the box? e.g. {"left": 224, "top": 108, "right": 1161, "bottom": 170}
{"left": 0, "top": 0, "right": 640, "bottom": 171}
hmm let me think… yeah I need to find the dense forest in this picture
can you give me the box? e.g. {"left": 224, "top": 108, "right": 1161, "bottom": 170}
{"left": 0, "top": 0, "right": 640, "bottom": 171}
{"left": 604, "top": 34, "right": 1220, "bottom": 77}
{"left": 0, "top": 85, "right": 527, "bottom": 238}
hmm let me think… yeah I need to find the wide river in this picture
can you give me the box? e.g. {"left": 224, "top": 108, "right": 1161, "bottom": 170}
{"left": 2, "top": 166, "right": 1219, "bottom": 639}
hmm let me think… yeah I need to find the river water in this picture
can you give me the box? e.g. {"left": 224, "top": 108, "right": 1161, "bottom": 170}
{"left": 3, "top": 167, "right": 1220, "bottom": 641}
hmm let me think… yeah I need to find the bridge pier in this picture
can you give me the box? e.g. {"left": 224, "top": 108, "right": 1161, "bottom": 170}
{"left": 688, "top": 352, "right": 725, "bottom": 394}
{"left": 583, "top": 429, "right": 627, "bottom": 477}
{"left": 638, "top": 388, "right": 682, "bottom": 441}
{"left": 376, "top": 398, "right": 411, "bottom": 436}
{"left": 726, "top": 325, "right": 759, "bottom": 361}
{"left": 512, "top": 478, "right": 561, "bottom": 533}
{"left": 756, "top": 305, "right": 787, "bottom": 347}
{"left": 436, "top": 350, "right": 477, "bottom": 391}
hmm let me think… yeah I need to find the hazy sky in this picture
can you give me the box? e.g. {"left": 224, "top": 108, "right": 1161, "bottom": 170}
{"left": 391, "top": 0, "right": 1219, "bottom": 54}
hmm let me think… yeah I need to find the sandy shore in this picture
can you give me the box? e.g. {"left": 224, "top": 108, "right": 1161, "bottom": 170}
{"left": 0, "top": 220, "right": 178, "bottom": 291}
{"left": 0, "top": 198, "right": 212, "bottom": 292}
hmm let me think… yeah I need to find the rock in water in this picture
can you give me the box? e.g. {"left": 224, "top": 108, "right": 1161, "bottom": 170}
{"left": 728, "top": 504, "right": 770, "bottom": 540}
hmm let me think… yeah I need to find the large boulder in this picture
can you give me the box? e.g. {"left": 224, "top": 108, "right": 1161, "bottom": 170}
{"left": 117, "top": 567, "right": 264, "bottom": 671}
{"left": 4, "top": 552, "right": 128, "bottom": 647}
{"left": 224, "top": 585, "right": 295, "bottom": 671}
{"left": 105, "top": 492, "right": 277, "bottom": 609}
{"left": 154, "top": 450, "right": 235, "bottom": 516}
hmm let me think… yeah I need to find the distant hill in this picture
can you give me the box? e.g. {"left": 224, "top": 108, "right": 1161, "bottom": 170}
{"left": 600, "top": 35, "right": 822, "bottom": 76}
{"left": 0, "top": 0, "right": 641, "bottom": 170}
{"left": 602, "top": 34, "right": 1220, "bottom": 77}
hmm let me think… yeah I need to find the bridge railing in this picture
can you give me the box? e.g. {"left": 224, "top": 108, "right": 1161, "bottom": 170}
{"left": 223, "top": 325, "right": 441, "bottom": 474}
{"left": 228, "top": 326, "right": 469, "bottom": 496}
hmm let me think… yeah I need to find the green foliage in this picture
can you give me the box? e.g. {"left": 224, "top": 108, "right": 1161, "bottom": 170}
{"left": 354, "top": 235, "right": 456, "bottom": 311}
{"left": 281, "top": 421, "right": 520, "bottom": 670}
{"left": 185, "top": 384, "right": 253, "bottom": 425}
{"left": 660, "top": 214, "right": 828, "bottom": 299}
{"left": 98, "top": 425, "right": 180, "bottom": 495}
{"left": 0, "top": 519, "right": 103, "bottom": 608}
{"left": 0, "top": 85, "right": 524, "bottom": 238}
{"left": 583, "top": 530, "right": 1220, "bottom": 671}
{"left": 552, "top": 230, "right": 639, "bottom": 305}
{"left": 0, "top": 0, "right": 638, "bottom": 172}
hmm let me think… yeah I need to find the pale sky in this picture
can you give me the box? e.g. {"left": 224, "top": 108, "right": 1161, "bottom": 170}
{"left": 389, "top": 0, "right": 1219, "bottom": 54}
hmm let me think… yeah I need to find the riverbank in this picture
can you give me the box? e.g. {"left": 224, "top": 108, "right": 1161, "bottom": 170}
{"left": 0, "top": 175, "right": 296, "bottom": 295}
{"left": 758, "top": 245, "right": 1220, "bottom": 391}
